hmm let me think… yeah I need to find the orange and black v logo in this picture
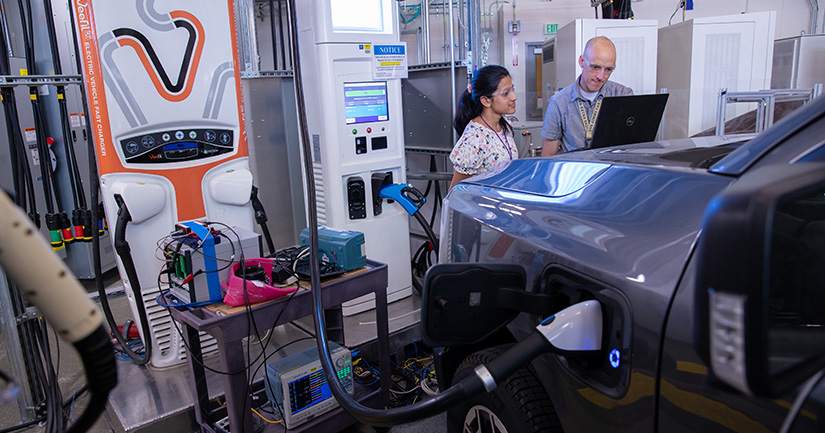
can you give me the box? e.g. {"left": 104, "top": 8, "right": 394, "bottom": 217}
{"left": 112, "top": 11, "right": 204, "bottom": 102}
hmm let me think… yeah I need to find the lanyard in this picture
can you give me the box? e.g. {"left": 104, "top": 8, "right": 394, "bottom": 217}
{"left": 480, "top": 117, "right": 515, "bottom": 161}
{"left": 577, "top": 97, "right": 603, "bottom": 146}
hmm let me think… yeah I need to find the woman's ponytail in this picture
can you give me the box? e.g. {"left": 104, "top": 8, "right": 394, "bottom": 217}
{"left": 453, "top": 89, "right": 480, "bottom": 136}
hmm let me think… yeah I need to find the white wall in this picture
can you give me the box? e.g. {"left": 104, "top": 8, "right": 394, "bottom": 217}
{"left": 400, "top": 0, "right": 820, "bottom": 121}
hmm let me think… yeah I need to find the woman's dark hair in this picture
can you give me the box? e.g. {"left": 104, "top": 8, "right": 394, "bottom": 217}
{"left": 453, "top": 65, "right": 513, "bottom": 137}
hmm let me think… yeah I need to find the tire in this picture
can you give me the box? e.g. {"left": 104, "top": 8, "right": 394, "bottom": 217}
{"left": 446, "top": 346, "right": 562, "bottom": 433}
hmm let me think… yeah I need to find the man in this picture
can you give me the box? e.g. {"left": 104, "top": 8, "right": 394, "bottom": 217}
{"left": 541, "top": 36, "right": 633, "bottom": 156}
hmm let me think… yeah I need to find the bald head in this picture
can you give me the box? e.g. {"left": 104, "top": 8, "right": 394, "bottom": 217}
{"left": 583, "top": 36, "right": 616, "bottom": 60}
{"left": 578, "top": 36, "right": 617, "bottom": 93}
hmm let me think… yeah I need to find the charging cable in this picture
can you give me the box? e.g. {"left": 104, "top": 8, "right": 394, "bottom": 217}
{"left": 109, "top": 195, "right": 153, "bottom": 364}
{"left": 378, "top": 183, "right": 439, "bottom": 259}
{"left": 287, "top": 0, "right": 603, "bottom": 426}
{"left": 0, "top": 190, "right": 117, "bottom": 433}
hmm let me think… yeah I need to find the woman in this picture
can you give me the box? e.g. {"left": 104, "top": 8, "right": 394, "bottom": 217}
{"left": 449, "top": 65, "right": 518, "bottom": 189}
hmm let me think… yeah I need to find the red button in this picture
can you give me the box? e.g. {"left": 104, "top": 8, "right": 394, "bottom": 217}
{"left": 367, "top": 127, "right": 372, "bottom": 133}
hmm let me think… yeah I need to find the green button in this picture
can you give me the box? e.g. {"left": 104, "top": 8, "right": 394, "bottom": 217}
{"left": 352, "top": 129, "right": 357, "bottom": 135}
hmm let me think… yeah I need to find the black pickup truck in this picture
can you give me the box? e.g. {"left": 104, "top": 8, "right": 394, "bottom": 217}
{"left": 428, "top": 95, "right": 825, "bottom": 433}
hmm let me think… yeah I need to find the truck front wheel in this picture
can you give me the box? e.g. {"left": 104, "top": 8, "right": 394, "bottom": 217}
{"left": 447, "top": 345, "right": 562, "bottom": 433}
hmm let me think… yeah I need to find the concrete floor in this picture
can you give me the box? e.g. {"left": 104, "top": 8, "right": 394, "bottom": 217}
{"left": 0, "top": 270, "right": 448, "bottom": 433}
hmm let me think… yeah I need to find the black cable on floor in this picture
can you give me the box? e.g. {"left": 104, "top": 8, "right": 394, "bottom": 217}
{"left": 0, "top": 417, "right": 46, "bottom": 433}
{"left": 37, "top": 320, "right": 64, "bottom": 432}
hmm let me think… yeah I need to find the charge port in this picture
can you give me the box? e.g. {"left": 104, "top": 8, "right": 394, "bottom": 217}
{"left": 540, "top": 265, "right": 632, "bottom": 398}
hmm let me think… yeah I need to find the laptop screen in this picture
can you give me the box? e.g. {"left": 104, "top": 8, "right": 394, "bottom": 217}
{"left": 590, "top": 94, "right": 669, "bottom": 149}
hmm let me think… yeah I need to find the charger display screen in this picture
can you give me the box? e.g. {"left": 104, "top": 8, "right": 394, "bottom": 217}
{"left": 344, "top": 81, "right": 389, "bottom": 124}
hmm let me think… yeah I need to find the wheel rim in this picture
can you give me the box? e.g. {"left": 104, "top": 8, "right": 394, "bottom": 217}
{"left": 463, "top": 404, "right": 508, "bottom": 433}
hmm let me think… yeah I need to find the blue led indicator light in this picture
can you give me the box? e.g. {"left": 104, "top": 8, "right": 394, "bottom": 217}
{"left": 609, "top": 349, "right": 621, "bottom": 369}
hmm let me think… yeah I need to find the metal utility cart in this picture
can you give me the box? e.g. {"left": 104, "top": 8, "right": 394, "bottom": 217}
{"left": 169, "top": 261, "right": 390, "bottom": 433}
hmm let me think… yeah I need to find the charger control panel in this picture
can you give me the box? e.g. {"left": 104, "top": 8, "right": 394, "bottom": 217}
{"left": 120, "top": 128, "right": 234, "bottom": 164}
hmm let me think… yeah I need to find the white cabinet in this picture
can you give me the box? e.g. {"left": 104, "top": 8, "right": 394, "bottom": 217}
{"left": 543, "top": 19, "right": 659, "bottom": 98}
{"left": 658, "top": 12, "right": 776, "bottom": 139}
{"left": 772, "top": 34, "right": 825, "bottom": 91}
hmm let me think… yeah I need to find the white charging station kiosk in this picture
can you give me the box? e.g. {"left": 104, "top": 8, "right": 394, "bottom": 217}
{"left": 296, "top": 0, "right": 412, "bottom": 315}
{"left": 74, "top": 0, "right": 254, "bottom": 367}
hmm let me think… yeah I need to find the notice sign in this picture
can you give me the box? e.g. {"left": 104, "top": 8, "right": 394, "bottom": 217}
{"left": 373, "top": 43, "right": 408, "bottom": 80}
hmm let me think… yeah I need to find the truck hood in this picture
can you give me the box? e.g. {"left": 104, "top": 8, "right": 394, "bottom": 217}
{"left": 484, "top": 134, "right": 753, "bottom": 186}
{"left": 444, "top": 156, "right": 736, "bottom": 304}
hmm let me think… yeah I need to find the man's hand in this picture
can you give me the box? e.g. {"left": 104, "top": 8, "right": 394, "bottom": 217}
{"left": 542, "top": 139, "right": 560, "bottom": 157}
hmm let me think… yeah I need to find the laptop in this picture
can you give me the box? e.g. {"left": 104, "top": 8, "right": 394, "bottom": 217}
{"left": 590, "top": 94, "right": 669, "bottom": 149}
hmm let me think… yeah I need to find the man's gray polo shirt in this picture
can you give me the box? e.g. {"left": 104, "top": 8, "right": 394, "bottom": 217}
{"left": 542, "top": 77, "right": 633, "bottom": 153}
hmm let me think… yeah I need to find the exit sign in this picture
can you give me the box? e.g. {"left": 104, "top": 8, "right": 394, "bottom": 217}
{"left": 545, "top": 24, "right": 558, "bottom": 34}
